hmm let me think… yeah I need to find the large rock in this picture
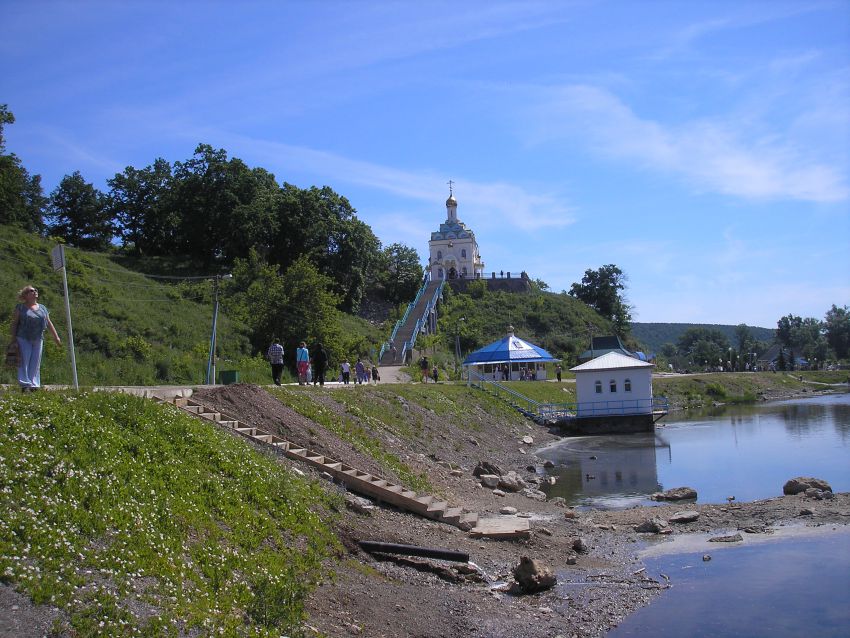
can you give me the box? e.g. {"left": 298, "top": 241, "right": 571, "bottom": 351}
{"left": 783, "top": 477, "right": 832, "bottom": 495}
{"left": 669, "top": 510, "right": 700, "bottom": 524}
{"left": 651, "top": 487, "right": 698, "bottom": 501}
{"left": 474, "top": 461, "right": 504, "bottom": 477}
{"left": 513, "top": 557, "right": 556, "bottom": 593}
{"left": 479, "top": 474, "right": 500, "bottom": 488}
{"left": 634, "top": 517, "right": 671, "bottom": 534}
{"left": 498, "top": 470, "right": 527, "bottom": 492}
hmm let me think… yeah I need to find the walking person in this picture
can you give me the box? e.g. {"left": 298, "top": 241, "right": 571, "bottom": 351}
{"left": 371, "top": 365, "right": 380, "bottom": 384}
{"left": 556, "top": 364, "right": 562, "bottom": 382}
{"left": 10, "top": 285, "right": 62, "bottom": 392}
{"left": 431, "top": 364, "right": 439, "bottom": 384}
{"left": 390, "top": 340, "right": 397, "bottom": 362}
{"left": 341, "top": 359, "right": 351, "bottom": 384}
{"left": 312, "top": 343, "right": 328, "bottom": 386}
{"left": 355, "top": 358, "right": 366, "bottom": 384}
{"left": 266, "top": 337, "right": 284, "bottom": 385}
{"left": 296, "top": 341, "right": 310, "bottom": 385}
{"left": 419, "top": 356, "right": 429, "bottom": 383}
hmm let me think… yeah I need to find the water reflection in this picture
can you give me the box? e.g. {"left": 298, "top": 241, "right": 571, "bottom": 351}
{"left": 540, "top": 393, "right": 850, "bottom": 507}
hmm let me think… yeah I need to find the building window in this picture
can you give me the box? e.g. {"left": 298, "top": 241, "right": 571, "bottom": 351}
{"left": 595, "top": 381, "right": 602, "bottom": 394}
{"left": 438, "top": 268, "right": 443, "bottom": 278}
{"left": 437, "top": 250, "right": 442, "bottom": 259}
{"left": 462, "top": 248, "right": 467, "bottom": 258}
{"left": 610, "top": 379, "right": 617, "bottom": 393}
{"left": 625, "top": 378, "right": 632, "bottom": 392}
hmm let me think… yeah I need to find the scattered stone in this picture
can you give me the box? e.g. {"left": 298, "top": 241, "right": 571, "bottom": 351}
{"left": 651, "top": 487, "right": 698, "bottom": 501}
{"left": 799, "top": 508, "right": 814, "bottom": 516}
{"left": 500, "top": 506, "right": 518, "bottom": 515}
{"left": 519, "top": 448, "right": 527, "bottom": 454}
{"left": 565, "top": 556, "right": 578, "bottom": 565}
{"left": 669, "top": 510, "right": 700, "bottom": 524}
{"left": 547, "top": 476, "right": 557, "bottom": 485}
{"left": 498, "top": 471, "right": 527, "bottom": 492}
{"left": 805, "top": 488, "right": 825, "bottom": 500}
{"left": 469, "top": 437, "right": 479, "bottom": 446}
{"left": 708, "top": 533, "right": 744, "bottom": 543}
{"left": 526, "top": 465, "right": 536, "bottom": 472}
{"left": 436, "top": 460, "right": 452, "bottom": 469}
{"left": 543, "top": 460, "right": 555, "bottom": 468}
{"left": 320, "top": 471, "right": 334, "bottom": 482}
{"left": 572, "top": 537, "right": 589, "bottom": 554}
{"left": 291, "top": 467, "right": 305, "bottom": 477}
{"left": 521, "top": 488, "right": 548, "bottom": 502}
{"left": 450, "top": 469, "right": 463, "bottom": 477}
{"left": 634, "top": 517, "right": 671, "bottom": 534}
{"left": 538, "top": 527, "right": 553, "bottom": 536}
{"left": 492, "top": 489, "right": 506, "bottom": 497}
{"left": 548, "top": 497, "right": 566, "bottom": 508}
{"left": 564, "top": 509, "right": 578, "bottom": 519}
{"left": 824, "top": 491, "right": 835, "bottom": 500}
{"left": 517, "top": 512, "right": 532, "bottom": 518}
{"left": 783, "top": 476, "right": 832, "bottom": 495}
{"left": 513, "top": 557, "right": 557, "bottom": 593}
{"left": 703, "top": 554, "right": 711, "bottom": 562}
{"left": 344, "top": 495, "right": 376, "bottom": 515}
{"left": 480, "top": 474, "right": 500, "bottom": 488}
{"left": 522, "top": 435, "right": 534, "bottom": 445}
{"left": 474, "top": 461, "right": 503, "bottom": 477}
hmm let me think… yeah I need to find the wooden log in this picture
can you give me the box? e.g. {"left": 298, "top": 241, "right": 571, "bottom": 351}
{"left": 357, "top": 541, "right": 469, "bottom": 563}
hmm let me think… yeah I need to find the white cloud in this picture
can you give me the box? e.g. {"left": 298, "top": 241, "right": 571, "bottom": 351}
{"left": 527, "top": 84, "right": 849, "bottom": 203}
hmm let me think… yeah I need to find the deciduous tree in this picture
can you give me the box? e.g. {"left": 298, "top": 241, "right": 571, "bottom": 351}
{"left": 46, "top": 171, "right": 114, "bottom": 250}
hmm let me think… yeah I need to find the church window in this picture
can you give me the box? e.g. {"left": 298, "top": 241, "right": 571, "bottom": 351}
{"left": 625, "top": 379, "right": 632, "bottom": 392}
{"left": 437, "top": 250, "right": 442, "bottom": 259}
{"left": 461, "top": 249, "right": 467, "bottom": 258}
{"left": 595, "top": 381, "right": 602, "bottom": 394}
{"left": 610, "top": 379, "right": 617, "bottom": 393}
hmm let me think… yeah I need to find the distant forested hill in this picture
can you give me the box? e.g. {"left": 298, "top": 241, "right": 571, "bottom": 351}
{"left": 631, "top": 322, "right": 775, "bottom": 353}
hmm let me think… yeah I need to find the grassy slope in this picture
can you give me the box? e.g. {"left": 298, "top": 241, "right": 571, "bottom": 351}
{"left": 0, "top": 226, "right": 385, "bottom": 386}
{"left": 0, "top": 390, "right": 340, "bottom": 637}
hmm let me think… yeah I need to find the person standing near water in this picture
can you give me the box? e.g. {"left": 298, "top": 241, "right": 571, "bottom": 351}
{"left": 9, "top": 285, "right": 62, "bottom": 392}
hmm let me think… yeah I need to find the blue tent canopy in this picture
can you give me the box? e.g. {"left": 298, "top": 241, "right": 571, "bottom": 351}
{"left": 463, "top": 332, "right": 559, "bottom": 366}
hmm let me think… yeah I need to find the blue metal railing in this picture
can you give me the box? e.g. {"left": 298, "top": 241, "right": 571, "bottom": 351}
{"left": 405, "top": 279, "right": 444, "bottom": 354}
{"left": 380, "top": 273, "right": 430, "bottom": 362}
{"left": 468, "top": 371, "right": 541, "bottom": 415}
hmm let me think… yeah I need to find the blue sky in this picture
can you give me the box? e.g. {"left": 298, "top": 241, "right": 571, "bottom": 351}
{"left": 3, "top": 0, "right": 848, "bottom": 328}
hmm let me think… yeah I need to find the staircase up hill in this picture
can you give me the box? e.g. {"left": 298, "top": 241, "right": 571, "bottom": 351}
{"left": 379, "top": 278, "right": 442, "bottom": 366}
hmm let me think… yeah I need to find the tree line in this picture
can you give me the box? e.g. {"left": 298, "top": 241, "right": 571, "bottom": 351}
{"left": 658, "top": 305, "right": 849, "bottom": 371}
{"left": 0, "top": 105, "right": 423, "bottom": 319}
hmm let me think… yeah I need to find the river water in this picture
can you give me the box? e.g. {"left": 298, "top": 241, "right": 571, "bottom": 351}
{"left": 538, "top": 393, "right": 850, "bottom": 637}
{"left": 539, "top": 392, "right": 850, "bottom": 507}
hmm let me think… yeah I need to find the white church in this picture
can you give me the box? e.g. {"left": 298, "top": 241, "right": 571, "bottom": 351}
{"left": 428, "top": 187, "right": 484, "bottom": 281}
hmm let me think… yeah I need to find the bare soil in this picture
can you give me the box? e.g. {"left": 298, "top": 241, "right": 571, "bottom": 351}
{"left": 190, "top": 384, "right": 850, "bottom": 638}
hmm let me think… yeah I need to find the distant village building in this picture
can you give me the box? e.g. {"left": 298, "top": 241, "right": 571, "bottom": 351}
{"left": 428, "top": 186, "right": 484, "bottom": 281}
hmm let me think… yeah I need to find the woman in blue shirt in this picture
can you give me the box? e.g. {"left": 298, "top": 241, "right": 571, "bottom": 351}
{"left": 10, "top": 285, "right": 62, "bottom": 392}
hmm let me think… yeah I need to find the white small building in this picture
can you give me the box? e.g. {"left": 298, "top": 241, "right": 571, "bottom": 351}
{"left": 428, "top": 189, "right": 484, "bottom": 281}
{"left": 570, "top": 352, "right": 655, "bottom": 418}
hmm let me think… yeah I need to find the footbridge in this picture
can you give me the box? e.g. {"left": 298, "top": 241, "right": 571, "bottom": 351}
{"left": 378, "top": 275, "right": 443, "bottom": 366}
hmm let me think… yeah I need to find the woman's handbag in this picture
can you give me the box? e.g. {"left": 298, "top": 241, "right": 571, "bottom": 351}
{"left": 5, "top": 340, "right": 20, "bottom": 369}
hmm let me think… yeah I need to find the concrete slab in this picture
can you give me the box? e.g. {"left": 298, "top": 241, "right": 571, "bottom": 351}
{"left": 469, "top": 517, "right": 531, "bottom": 539}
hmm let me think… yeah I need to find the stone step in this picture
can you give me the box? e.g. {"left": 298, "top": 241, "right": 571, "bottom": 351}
{"left": 441, "top": 507, "right": 463, "bottom": 523}
{"left": 199, "top": 412, "right": 221, "bottom": 421}
{"left": 426, "top": 500, "right": 448, "bottom": 514}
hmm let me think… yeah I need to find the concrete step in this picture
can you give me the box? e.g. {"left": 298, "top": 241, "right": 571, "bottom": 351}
{"left": 426, "top": 500, "right": 448, "bottom": 514}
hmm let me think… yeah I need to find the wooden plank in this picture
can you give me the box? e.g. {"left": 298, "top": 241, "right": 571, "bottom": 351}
{"left": 468, "top": 517, "right": 531, "bottom": 539}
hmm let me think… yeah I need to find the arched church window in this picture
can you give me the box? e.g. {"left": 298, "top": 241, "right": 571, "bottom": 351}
{"left": 610, "top": 379, "right": 617, "bottom": 393}
{"left": 461, "top": 249, "right": 467, "bottom": 258}
{"left": 595, "top": 381, "right": 602, "bottom": 394}
{"left": 437, "top": 250, "right": 442, "bottom": 259}
{"left": 624, "top": 379, "right": 632, "bottom": 392}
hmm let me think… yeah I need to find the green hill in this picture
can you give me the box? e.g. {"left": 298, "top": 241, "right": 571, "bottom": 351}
{"left": 433, "top": 283, "right": 623, "bottom": 368}
{"left": 1, "top": 225, "right": 262, "bottom": 386}
{"left": 1, "top": 225, "right": 385, "bottom": 386}
{"left": 631, "top": 322, "right": 775, "bottom": 353}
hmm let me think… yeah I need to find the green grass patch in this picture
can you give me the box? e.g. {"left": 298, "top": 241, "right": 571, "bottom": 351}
{"left": 268, "top": 387, "right": 430, "bottom": 492}
{"left": 0, "top": 390, "right": 339, "bottom": 636}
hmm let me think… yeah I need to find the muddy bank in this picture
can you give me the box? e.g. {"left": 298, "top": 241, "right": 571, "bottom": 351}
{"left": 191, "top": 384, "right": 850, "bottom": 638}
